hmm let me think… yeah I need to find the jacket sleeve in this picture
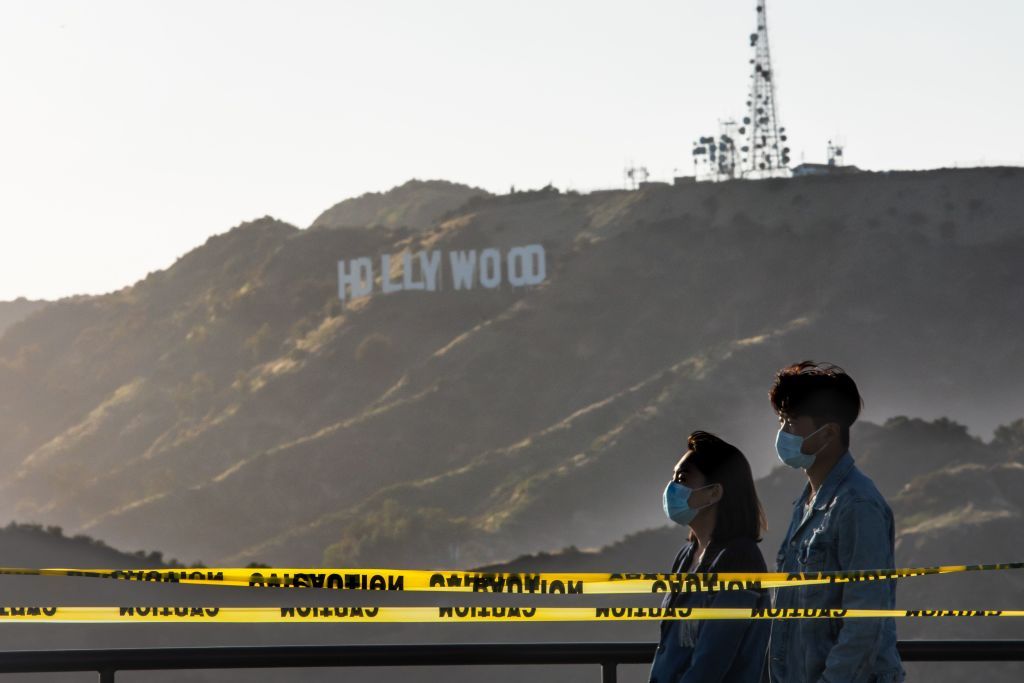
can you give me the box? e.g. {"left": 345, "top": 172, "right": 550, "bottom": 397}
{"left": 819, "top": 498, "right": 895, "bottom": 683}
{"left": 679, "top": 540, "right": 766, "bottom": 683}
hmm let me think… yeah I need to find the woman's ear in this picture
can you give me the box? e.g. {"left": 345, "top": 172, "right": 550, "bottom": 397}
{"left": 708, "top": 483, "right": 724, "bottom": 505}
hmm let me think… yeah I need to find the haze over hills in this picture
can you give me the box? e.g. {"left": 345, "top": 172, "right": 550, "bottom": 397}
{"left": 1, "top": 167, "right": 1023, "bottom": 576}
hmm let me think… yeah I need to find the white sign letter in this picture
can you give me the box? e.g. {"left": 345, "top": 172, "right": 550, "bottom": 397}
{"left": 338, "top": 257, "right": 374, "bottom": 301}
{"left": 507, "top": 247, "right": 527, "bottom": 286}
{"left": 449, "top": 250, "right": 477, "bottom": 290}
{"left": 381, "top": 254, "right": 402, "bottom": 294}
{"left": 402, "top": 251, "right": 425, "bottom": 290}
{"left": 420, "top": 250, "right": 442, "bottom": 291}
{"left": 479, "top": 248, "right": 501, "bottom": 289}
{"left": 520, "top": 244, "right": 546, "bottom": 285}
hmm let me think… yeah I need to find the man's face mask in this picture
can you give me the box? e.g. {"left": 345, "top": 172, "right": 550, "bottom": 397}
{"left": 775, "top": 424, "right": 832, "bottom": 469}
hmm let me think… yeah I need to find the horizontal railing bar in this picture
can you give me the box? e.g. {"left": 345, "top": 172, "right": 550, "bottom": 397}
{"left": 0, "top": 641, "right": 1019, "bottom": 674}
{"left": 0, "top": 643, "right": 651, "bottom": 674}
{"left": 898, "top": 640, "right": 1024, "bottom": 662}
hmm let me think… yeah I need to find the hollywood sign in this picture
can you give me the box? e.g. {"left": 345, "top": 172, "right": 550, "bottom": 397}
{"left": 337, "top": 245, "right": 546, "bottom": 302}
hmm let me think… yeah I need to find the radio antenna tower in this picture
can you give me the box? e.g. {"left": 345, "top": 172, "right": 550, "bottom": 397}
{"left": 742, "top": 1, "right": 790, "bottom": 177}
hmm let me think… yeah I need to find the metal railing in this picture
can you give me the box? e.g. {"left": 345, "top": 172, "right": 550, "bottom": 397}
{"left": 0, "top": 641, "right": 1021, "bottom": 682}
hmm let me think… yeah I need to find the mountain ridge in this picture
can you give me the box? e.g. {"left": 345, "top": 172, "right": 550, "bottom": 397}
{"left": 311, "top": 178, "right": 490, "bottom": 231}
{"left": 2, "top": 167, "right": 1023, "bottom": 571}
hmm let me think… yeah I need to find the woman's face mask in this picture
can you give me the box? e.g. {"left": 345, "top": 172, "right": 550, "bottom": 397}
{"left": 662, "top": 481, "right": 717, "bottom": 526}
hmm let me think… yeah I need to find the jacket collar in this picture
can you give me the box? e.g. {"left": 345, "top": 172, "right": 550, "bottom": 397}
{"left": 676, "top": 537, "right": 727, "bottom": 573}
{"left": 795, "top": 450, "right": 856, "bottom": 511}
{"left": 676, "top": 541, "right": 697, "bottom": 572}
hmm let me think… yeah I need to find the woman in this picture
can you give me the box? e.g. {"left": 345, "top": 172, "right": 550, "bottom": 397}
{"left": 649, "top": 430, "right": 770, "bottom": 683}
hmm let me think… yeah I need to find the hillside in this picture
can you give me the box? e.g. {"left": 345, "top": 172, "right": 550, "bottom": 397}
{"left": 0, "top": 297, "right": 47, "bottom": 336}
{"left": 0, "top": 521, "right": 172, "bottom": 568}
{"left": 1, "top": 167, "right": 1023, "bottom": 573}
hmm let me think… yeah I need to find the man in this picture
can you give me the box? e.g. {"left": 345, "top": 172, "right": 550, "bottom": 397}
{"left": 765, "top": 361, "right": 905, "bottom": 683}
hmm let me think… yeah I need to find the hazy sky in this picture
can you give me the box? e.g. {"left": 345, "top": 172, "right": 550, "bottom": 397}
{"left": 2, "top": 0, "right": 1022, "bottom": 300}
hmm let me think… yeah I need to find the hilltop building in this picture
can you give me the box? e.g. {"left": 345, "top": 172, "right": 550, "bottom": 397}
{"left": 792, "top": 162, "right": 862, "bottom": 177}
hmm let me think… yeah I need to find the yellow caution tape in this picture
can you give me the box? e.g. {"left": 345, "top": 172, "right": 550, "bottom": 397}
{"left": 0, "top": 562, "right": 1020, "bottom": 594}
{"left": 0, "top": 606, "right": 1016, "bottom": 623}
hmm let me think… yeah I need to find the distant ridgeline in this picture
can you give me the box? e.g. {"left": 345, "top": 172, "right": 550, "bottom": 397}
{"left": 338, "top": 245, "right": 546, "bottom": 302}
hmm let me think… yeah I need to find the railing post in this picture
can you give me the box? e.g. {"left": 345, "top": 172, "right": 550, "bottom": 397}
{"left": 98, "top": 668, "right": 115, "bottom": 683}
{"left": 601, "top": 661, "right": 617, "bottom": 683}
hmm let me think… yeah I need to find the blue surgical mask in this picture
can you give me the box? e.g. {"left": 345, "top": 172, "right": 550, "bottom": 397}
{"left": 663, "top": 481, "right": 716, "bottom": 526}
{"left": 775, "top": 425, "right": 831, "bottom": 469}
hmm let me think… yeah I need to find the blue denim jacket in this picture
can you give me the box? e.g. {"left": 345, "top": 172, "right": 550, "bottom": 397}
{"left": 650, "top": 537, "right": 770, "bottom": 683}
{"left": 767, "top": 452, "right": 905, "bottom": 683}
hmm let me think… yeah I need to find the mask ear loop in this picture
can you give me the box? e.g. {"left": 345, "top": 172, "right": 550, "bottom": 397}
{"left": 805, "top": 424, "right": 835, "bottom": 458}
{"left": 688, "top": 483, "right": 721, "bottom": 512}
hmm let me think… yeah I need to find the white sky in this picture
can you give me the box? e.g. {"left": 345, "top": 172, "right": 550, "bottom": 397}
{"left": 2, "top": 0, "right": 1022, "bottom": 300}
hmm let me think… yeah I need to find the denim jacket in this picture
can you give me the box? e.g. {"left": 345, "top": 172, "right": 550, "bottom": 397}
{"left": 766, "top": 452, "right": 905, "bottom": 683}
{"left": 650, "top": 537, "right": 770, "bottom": 683}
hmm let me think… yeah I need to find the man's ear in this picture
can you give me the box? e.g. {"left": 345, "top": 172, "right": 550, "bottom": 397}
{"left": 826, "top": 421, "right": 842, "bottom": 443}
{"left": 803, "top": 423, "right": 833, "bottom": 453}
{"left": 813, "top": 421, "right": 841, "bottom": 452}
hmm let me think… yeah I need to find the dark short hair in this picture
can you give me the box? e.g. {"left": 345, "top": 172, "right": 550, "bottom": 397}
{"left": 685, "top": 430, "right": 767, "bottom": 543}
{"left": 769, "top": 360, "right": 863, "bottom": 449}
